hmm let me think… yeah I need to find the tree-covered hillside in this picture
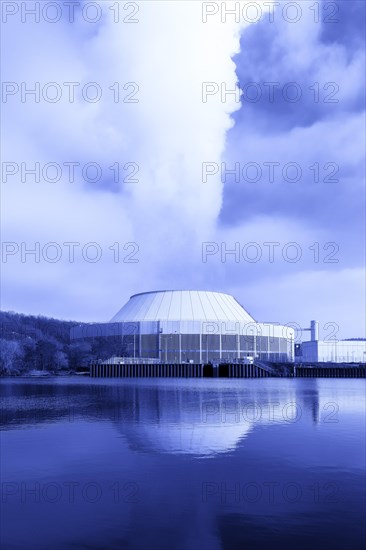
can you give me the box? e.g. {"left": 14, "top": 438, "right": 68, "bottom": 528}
{"left": 0, "top": 311, "right": 123, "bottom": 375}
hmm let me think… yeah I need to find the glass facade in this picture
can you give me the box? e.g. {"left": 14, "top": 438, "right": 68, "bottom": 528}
{"left": 156, "top": 331, "right": 291, "bottom": 363}
{"left": 71, "top": 321, "right": 294, "bottom": 363}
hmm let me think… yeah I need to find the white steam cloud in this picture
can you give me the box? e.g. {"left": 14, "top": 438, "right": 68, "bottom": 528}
{"left": 2, "top": 1, "right": 270, "bottom": 319}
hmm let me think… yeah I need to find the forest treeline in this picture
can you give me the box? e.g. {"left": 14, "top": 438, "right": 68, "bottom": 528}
{"left": 0, "top": 311, "right": 122, "bottom": 375}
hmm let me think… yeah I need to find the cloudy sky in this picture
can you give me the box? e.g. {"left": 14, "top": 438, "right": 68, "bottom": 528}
{"left": 1, "top": 0, "right": 365, "bottom": 338}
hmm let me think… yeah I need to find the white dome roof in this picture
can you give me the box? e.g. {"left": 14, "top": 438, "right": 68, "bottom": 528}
{"left": 111, "top": 290, "right": 255, "bottom": 323}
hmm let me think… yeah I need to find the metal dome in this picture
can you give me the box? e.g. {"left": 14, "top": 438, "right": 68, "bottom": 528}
{"left": 110, "top": 290, "right": 255, "bottom": 324}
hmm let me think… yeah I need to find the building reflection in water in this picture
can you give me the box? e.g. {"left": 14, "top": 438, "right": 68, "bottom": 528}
{"left": 109, "top": 380, "right": 322, "bottom": 457}
{"left": 0, "top": 379, "right": 324, "bottom": 457}
{"left": 2, "top": 379, "right": 365, "bottom": 550}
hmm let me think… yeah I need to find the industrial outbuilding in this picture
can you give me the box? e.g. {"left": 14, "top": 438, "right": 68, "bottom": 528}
{"left": 71, "top": 290, "right": 295, "bottom": 364}
{"left": 296, "top": 339, "right": 366, "bottom": 364}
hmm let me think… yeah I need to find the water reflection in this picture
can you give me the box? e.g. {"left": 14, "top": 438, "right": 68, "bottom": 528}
{"left": 1, "top": 379, "right": 365, "bottom": 550}
{"left": 114, "top": 380, "right": 325, "bottom": 457}
{"left": 0, "top": 378, "right": 355, "bottom": 457}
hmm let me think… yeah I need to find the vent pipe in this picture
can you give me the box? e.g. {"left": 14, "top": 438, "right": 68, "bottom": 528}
{"left": 310, "top": 320, "right": 319, "bottom": 341}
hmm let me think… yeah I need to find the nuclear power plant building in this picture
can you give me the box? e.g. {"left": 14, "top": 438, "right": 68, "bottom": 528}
{"left": 71, "top": 290, "right": 295, "bottom": 363}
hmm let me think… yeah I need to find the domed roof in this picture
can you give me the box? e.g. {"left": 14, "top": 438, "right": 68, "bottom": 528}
{"left": 110, "top": 290, "right": 255, "bottom": 323}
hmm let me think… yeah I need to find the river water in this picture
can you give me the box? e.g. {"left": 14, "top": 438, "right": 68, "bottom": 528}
{"left": 1, "top": 377, "right": 365, "bottom": 550}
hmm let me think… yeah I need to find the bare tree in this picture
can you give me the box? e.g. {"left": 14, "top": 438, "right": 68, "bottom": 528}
{"left": 0, "top": 339, "right": 24, "bottom": 375}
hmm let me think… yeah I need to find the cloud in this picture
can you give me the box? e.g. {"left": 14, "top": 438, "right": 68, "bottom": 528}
{"left": 235, "top": 267, "right": 366, "bottom": 340}
{"left": 1, "top": 0, "right": 255, "bottom": 317}
{"left": 215, "top": 0, "right": 365, "bottom": 336}
{"left": 1, "top": 1, "right": 364, "bottom": 337}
